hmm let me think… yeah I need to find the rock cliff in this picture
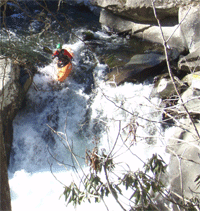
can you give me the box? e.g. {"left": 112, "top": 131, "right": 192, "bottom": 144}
{"left": 0, "top": 57, "right": 34, "bottom": 210}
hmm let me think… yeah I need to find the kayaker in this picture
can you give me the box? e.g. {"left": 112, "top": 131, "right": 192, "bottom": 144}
{"left": 52, "top": 43, "right": 73, "bottom": 68}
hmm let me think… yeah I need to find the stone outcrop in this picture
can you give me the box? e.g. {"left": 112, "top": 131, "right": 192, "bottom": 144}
{"left": 150, "top": 73, "right": 185, "bottom": 99}
{"left": 179, "top": 5, "right": 200, "bottom": 52}
{"left": 147, "top": 69, "right": 200, "bottom": 208}
{"left": 0, "top": 58, "right": 33, "bottom": 164}
{"left": 107, "top": 53, "right": 166, "bottom": 84}
{"left": 93, "top": 0, "right": 198, "bottom": 24}
{"left": 178, "top": 47, "right": 200, "bottom": 72}
{"left": 92, "top": 0, "right": 200, "bottom": 85}
{"left": 167, "top": 123, "right": 200, "bottom": 210}
{"left": 0, "top": 57, "right": 34, "bottom": 210}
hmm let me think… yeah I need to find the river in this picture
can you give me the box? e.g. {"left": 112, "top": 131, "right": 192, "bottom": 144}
{"left": 4, "top": 1, "right": 170, "bottom": 210}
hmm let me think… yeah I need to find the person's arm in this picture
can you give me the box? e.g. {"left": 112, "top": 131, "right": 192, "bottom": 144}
{"left": 52, "top": 50, "right": 59, "bottom": 59}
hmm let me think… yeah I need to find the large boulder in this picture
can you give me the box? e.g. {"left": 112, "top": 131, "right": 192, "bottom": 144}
{"left": 0, "top": 57, "right": 34, "bottom": 210}
{"left": 0, "top": 57, "right": 33, "bottom": 164}
{"left": 178, "top": 45, "right": 200, "bottom": 73}
{"left": 176, "top": 86, "right": 200, "bottom": 114}
{"left": 150, "top": 74, "right": 184, "bottom": 99}
{"left": 174, "top": 72, "right": 200, "bottom": 115}
{"left": 182, "top": 71, "right": 200, "bottom": 86}
{"left": 100, "top": 9, "right": 186, "bottom": 53}
{"left": 93, "top": 0, "right": 199, "bottom": 23}
{"left": 167, "top": 123, "right": 200, "bottom": 207}
{"left": 93, "top": 0, "right": 200, "bottom": 55}
{"left": 179, "top": 4, "right": 200, "bottom": 53}
{"left": 106, "top": 53, "right": 166, "bottom": 85}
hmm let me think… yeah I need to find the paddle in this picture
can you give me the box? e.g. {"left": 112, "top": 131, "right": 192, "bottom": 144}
{"left": 43, "top": 46, "right": 53, "bottom": 54}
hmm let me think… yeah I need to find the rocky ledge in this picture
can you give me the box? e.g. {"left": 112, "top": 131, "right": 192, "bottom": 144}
{"left": 91, "top": 0, "right": 200, "bottom": 209}
{"left": 0, "top": 57, "right": 35, "bottom": 210}
{"left": 92, "top": 0, "right": 200, "bottom": 84}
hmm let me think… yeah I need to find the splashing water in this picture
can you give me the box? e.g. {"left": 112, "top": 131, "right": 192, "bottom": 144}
{"left": 8, "top": 30, "right": 170, "bottom": 211}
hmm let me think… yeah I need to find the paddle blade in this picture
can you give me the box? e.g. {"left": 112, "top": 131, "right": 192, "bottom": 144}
{"left": 43, "top": 46, "right": 53, "bottom": 54}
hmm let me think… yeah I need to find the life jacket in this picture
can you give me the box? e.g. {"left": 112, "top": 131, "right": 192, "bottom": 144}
{"left": 53, "top": 49, "right": 73, "bottom": 67}
{"left": 53, "top": 49, "right": 73, "bottom": 60}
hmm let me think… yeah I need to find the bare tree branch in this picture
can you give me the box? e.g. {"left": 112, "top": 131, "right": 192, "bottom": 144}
{"left": 151, "top": 0, "right": 200, "bottom": 140}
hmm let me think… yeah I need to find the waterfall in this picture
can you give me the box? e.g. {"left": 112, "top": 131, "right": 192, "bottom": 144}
{"left": 5, "top": 1, "right": 171, "bottom": 206}
{"left": 8, "top": 37, "right": 170, "bottom": 210}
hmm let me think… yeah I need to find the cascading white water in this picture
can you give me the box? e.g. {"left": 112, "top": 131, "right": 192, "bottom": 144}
{"left": 8, "top": 31, "right": 170, "bottom": 211}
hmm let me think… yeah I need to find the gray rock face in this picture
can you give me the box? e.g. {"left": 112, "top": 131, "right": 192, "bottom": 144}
{"left": 167, "top": 123, "right": 200, "bottom": 208}
{"left": 178, "top": 87, "right": 200, "bottom": 114}
{"left": 182, "top": 71, "right": 200, "bottom": 86}
{"left": 96, "top": 1, "right": 200, "bottom": 87}
{"left": 0, "top": 57, "right": 33, "bottom": 210}
{"left": 179, "top": 5, "right": 200, "bottom": 52}
{"left": 151, "top": 75, "right": 183, "bottom": 99}
{"left": 93, "top": 0, "right": 199, "bottom": 23}
{"left": 178, "top": 46, "right": 200, "bottom": 72}
{"left": 93, "top": 0, "right": 200, "bottom": 53}
{"left": 0, "top": 58, "right": 33, "bottom": 163}
{"left": 106, "top": 53, "right": 166, "bottom": 85}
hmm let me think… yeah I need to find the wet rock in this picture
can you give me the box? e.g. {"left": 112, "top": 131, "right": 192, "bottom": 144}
{"left": 99, "top": 9, "right": 134, "bottom": 34}
{"left": 99, "top": 9, "right": 185, "bottom": 53}
{"left": 178, "top": 46, "right": 200, "bottom": 72}
{"left": 0, "top": 58, "right": 33, "bottom": 164}
{"left": 177, "top": 86, "right": 200, "bottom": 115}
{"left": 150, "top": 74, "right": 184, "bottom": 99}
{"left": 82, "top": 31, "right": 96, "bottom": 41}
{"left": 106, "top": 53, "right": 166, "bottom": 85}
{"left": 136, "top": 24, "right": 186, "bottom": 54}
{"left": 93, "top": 0, "right": 200, "bottom": 57}
{"left": 93, "top": 0, "right": 193, "bottom": 24}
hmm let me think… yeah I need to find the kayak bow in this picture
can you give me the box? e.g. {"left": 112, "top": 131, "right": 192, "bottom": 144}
{"left": 57, "top": 62, "right": 73, "bottom": 82}
{"left": 57, "top": 48, "right": 74, "bottom": 82}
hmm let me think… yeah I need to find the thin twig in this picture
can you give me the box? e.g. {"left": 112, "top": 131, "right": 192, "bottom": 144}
{"left": 107, "top": 120, "right": 121, "bottom": 158}
{"left": 103, "top": 164, "right": 126, "bottom": 211}
{"left": 166, "top": 6, "right": 191, "bottom": 43}
{"left": 48, "top": 160, "right": 66, "bottom": 187}
{"left": 151, "top": 0, "right": 200, "bottom": 140}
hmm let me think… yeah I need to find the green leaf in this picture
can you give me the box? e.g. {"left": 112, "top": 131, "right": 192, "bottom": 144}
{"left": 115, "top": 185, "right": 122, "bottom": 195}
{"left": 145, "top": 183, "right": 151, "bottom": 192}
{"left": 130, "top": 190, "right": 137, "bottom": 200}
{"left": 135, "top": 191, "right": 141, "bottom": 205}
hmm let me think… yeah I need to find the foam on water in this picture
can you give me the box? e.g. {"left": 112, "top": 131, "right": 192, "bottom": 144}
{"left": 9, "top": 35, "right": 170, "bottom": 210}
{"left": 92, "top": 63, "right": 169, "bottom": 170}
